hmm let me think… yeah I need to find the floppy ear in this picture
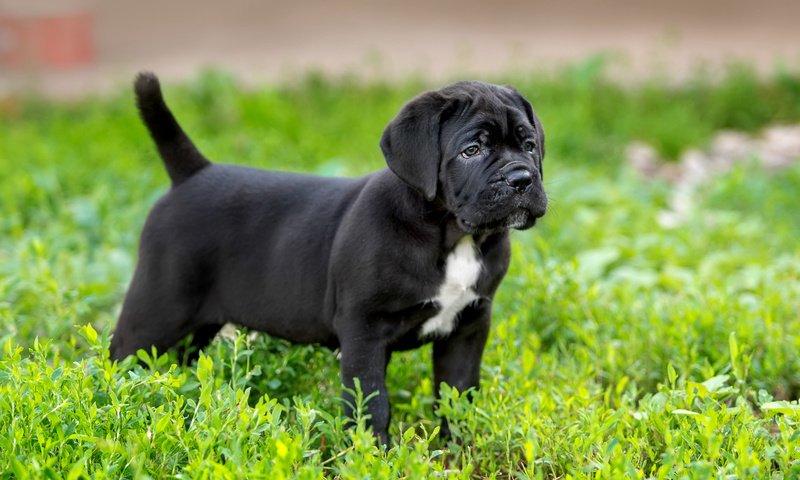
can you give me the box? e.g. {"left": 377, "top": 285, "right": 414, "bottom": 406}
{"left": 380, "top": 92, "right": 451, "bottom": 201}
{"left": 505, "top": 87, "right": 545, "bottom": 179}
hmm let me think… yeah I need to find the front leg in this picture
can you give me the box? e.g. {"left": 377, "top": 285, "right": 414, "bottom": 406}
{"left": 339, "top": 337, "right": 391, "bottom": 445}
{"left": 433, "top": 301, "right": 491, "bottom": 439}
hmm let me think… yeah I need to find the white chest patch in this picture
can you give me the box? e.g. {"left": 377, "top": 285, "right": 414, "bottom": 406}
{"left": 420, "top": 236, "right": 482, "bottom": 338}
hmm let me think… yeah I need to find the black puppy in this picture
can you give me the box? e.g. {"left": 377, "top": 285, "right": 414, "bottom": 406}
{"left": 111, "top": 72, "right": 547, "bottom": 444}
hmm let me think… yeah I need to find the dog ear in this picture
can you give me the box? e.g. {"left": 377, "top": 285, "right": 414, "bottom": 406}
{"left": 380, "top": 92, "right": 451, "bottom": 201}
{"left": 505, "top": 87, "right": 545, "bottom": 179}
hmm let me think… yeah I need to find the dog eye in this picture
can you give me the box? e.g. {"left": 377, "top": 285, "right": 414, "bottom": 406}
{"left": 461, "top": 145, "right": 481, "bottom": 158}
{"left": 523, "top": 141, "right": 536, "bottom": 153}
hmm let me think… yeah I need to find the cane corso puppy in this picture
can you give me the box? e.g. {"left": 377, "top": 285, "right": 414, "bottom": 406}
{"left": 111, "top": 72, "right": 547, "bottom": 444}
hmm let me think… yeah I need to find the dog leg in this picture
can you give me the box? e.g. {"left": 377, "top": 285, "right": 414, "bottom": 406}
{"left": 339, "top": 339, "right": 391, "bottom": 445}
{"left": 177, "top": 324, "right": 224, "bottom": 363}
{"left": 432, "top": 302, "right": 491, "bottom": 440}
{"left": 109, "top": 273, "right": 204, "bottom": 361}
{"left": 110, "top": 312, "right": 194, "bottom": 362}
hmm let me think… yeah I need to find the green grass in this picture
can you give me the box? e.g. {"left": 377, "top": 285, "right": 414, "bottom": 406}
{"left": 2, "top": 61, "right": 800, "bottom": 478}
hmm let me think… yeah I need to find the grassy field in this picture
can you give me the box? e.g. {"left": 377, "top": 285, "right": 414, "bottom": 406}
{"left": 2, "top": 61, "right": 800, "bottom": 478}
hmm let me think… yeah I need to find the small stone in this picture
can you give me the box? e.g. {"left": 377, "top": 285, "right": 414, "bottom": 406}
{"left": 759, "top": 125, "right": 800, "bottom": 170}
{"left": 625, "top": 142, "right": 661, "bottom": 178}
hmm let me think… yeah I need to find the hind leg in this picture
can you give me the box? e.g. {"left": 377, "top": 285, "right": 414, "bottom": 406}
{"left": 176, "top": 324, "right": 224, "bottom": 363}
{"left": 110, "top": 302, "right": 196, "bottom": 362}
{"left": 109, "top": 265, "right": 206, "bottom": 361}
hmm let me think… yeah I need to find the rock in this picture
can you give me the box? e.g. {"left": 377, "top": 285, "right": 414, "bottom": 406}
{"left": 758, "top": 125, "right": 800, "bottom": 170}
{"left": 625, "top": 141, "right": 661, "bottom": 178}
{"left": 630, "top": 123, "right": 800, "bottom": 228}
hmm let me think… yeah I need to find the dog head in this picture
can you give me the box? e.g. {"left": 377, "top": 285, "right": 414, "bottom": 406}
{"left": 380, "top": 81, "right": 547, "bottom": 233}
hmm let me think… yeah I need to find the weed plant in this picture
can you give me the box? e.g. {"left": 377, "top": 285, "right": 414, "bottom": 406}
{"left": 2, "top": 61, "right": 800, "bottom": 477}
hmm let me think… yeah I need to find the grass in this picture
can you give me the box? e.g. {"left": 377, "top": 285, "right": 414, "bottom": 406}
{"left": 2, "top": 60, "right": 800, "bottom": 478}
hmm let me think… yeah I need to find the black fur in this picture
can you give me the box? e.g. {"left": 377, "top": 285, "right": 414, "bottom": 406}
{"left": 111, "top": 74, "right": 547, "bottom": 444}
{"left": 134, "top": 72, "right": 210, "bottom": 184}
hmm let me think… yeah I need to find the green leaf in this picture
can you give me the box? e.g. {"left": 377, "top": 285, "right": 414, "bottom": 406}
{"left": 66, "top": 459, "right": 86, "bottom": 480}
{"left": 701, "top": 374, "right": 730, "bottom": 393}
{"left": 729, "top": 332, "right": 739, "bottom": 366}
{"left": 761, "top": 401, "right": 800, "bottom": 417}
{"left": 667, "top": 363, "right": 678, "bottom": 387}
{"left": 10, "top": 458, "right": 30, "bottom": 480}
{"left": 196, "top": 354, "right": 214, "bottom": 386}
{"left": 79, "top": 323, "right": 98, "bottom": 344}
{"left": 671, "top": 409, "right": 700, "bottom": 416}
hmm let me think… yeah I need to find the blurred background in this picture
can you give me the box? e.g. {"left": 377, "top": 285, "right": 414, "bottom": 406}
{"left": 1, "top": 0, "right": 799, "bottom": 97}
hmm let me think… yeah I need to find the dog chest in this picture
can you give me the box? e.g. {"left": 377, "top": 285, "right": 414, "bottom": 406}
{"left": 420, "top": 236, "right": 481, "bottom": 338}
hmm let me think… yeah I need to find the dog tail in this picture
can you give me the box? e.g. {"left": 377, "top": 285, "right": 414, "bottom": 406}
{"left": 134, "top": 72, "right": 210, "bottom": 185}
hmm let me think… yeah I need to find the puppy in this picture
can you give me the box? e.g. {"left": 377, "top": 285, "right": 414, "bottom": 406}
{"left": 111, "top": 72, "right": 547, "bottom": 444}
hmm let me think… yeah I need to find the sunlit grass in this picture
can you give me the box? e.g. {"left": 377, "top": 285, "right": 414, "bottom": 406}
{"left": 1, "top": 62, "right": 800, "bottom": 478}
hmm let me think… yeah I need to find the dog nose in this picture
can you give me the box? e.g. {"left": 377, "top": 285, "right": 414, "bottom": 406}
{"left": 504, "top": 168, "right": 533, "bottom": 192}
